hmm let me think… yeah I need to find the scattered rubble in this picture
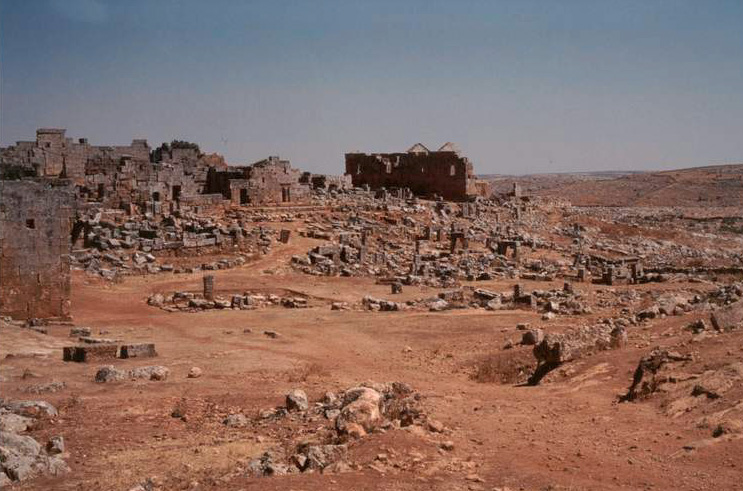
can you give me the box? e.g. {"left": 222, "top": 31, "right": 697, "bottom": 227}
{"left": 239, "top": 382, "right": 434, "bottom": 477}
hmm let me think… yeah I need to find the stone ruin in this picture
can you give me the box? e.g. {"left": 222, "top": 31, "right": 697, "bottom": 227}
{"left": 0, "top": 128, "right": 344, "bottom": 215}
{"left": 0, "top": 128, "right": 351, "bottom": 319}
{"left": 63, "top": 342, "right": 157, "bottom": 363}
{"left": 205, "top": 156, "right": 312, "bottom": 207}
{"left": 0, "top": 179, "right": 76, "bottom": 320}
{"left": 299, "top": 171, "right": 353, "bottom": 192}
{"left": 345, "top": 142, "right": 481, "bottom": 201}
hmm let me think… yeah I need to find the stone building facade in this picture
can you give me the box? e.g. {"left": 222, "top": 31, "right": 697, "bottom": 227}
{"left": 0, "top": 179, "right": 76, "bottom": 320}
{"left": 1, "top": 128, "right": 227, "bottom": 214}
{"left": 345, "top": 142, "right": 477, "bottom": 201}
{"left": 206, "top": 156, "right": 311, "bottom": 206}
{"left": 1, "top": 129, "right": 329, "bottom": 219}
{"left": 81, "top": 158, "right": 208, "bottom": 215}
{"left": 0, "top": 128, "right": 150, "bottom": 183}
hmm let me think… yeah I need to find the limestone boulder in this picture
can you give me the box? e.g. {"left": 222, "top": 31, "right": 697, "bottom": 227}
{"left": 521, "top": 328, "right": 544, "bottom": 346}
{"left": 711, "top": 299, "right": 743, "bottom": 331}
{"left": 286, "top": 389, "right": 309, "bottom": 412}
{"left": 336, "top": 387, "right": 382, "bottom": 436}
{"left": 130, "top": 366, "right": 169, "bottom": 381}
{"left": 0, "top": 412, "right": 34, "bottom": 433}
{"left": 95, "top": 365, "right": 127, "bottom": 383}
{"left": 0, "top": 431, "right": 69, "bottom": 482}
{"left": 300, "top": 444, "right": 348, "bottom": 471}
{"left": 2, "top": 400, "right": 58, "bottom": 418}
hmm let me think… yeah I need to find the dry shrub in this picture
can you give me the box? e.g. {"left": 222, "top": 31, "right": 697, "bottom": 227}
{"left": 470, "top": 350, "right": 533, "bottom": 385}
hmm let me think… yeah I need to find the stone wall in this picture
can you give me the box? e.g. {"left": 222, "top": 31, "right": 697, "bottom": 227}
{"left": 344, "top": 143, "right": 477, "bottom": 201}
{"left": 0, "top": 179, "right": 75, "bottom": 319}
{"left": 206, "top": 156, "right": 311, "bottom": 206}
{"left": 1, "top": 129, "right": 306, "bottom": 214}
{"left": 0, "top": 129, "right": 233, "bottom": 214}
{"left": 300, "top": 172, "right": 353, "bottom": 190}
{"left": 0, "top": 129, "right": 151, "bottom": 185}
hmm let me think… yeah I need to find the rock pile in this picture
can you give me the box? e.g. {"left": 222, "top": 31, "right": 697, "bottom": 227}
{"left": 0, "top": 400, "right": 69, "bottom": 485}
{"left": 148, "top": 290, "right": 313, "bottom": 312}
{"left": 70, "top": 210, "right": 279, "bottom": 279}
{"left": 244, "top": 382, "right": 429, "bottom": 477}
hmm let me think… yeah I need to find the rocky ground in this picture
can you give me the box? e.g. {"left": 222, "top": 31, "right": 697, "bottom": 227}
{"left": 1, "top": 186, "right": 742, "bottom": 490}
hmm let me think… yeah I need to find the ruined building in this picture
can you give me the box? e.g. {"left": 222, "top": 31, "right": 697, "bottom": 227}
{"left": 206, "top": 156, "right": 311, "bottom": 206}
{"left": 1, "top": 129, "right": 331, "bottom": 213}
{"left": 0, "top": 129, "right": 343, "bottom": 320}
{"left": 0, "top": 128, "right": 151, "bottom": 183}
{"left": 0, "top": 129, "right": 229, "bottom": 214}
{"left": 345, "top": 142, "right": 478, "bottom": 201}
{"left": 300, "top": 172, "right": 353, "bottom": 191}
{"left": 0, "top": 179, "right": 76, "bottom": 320}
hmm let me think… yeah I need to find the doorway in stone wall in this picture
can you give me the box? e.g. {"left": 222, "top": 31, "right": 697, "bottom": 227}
{"left": 240, "top": 188, "right": 249, "bottom": 205}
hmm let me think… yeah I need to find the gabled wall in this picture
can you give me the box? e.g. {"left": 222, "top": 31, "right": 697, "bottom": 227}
{"left": 344, "top": 147, "right": 477, "bottom": 201}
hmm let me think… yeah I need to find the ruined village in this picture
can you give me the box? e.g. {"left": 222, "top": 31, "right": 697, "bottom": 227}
{"left": 1, "top": 126, "right": 742, "bottom": 491}
{"left": 3, "top": 1, "right": 743, "bottom": 489}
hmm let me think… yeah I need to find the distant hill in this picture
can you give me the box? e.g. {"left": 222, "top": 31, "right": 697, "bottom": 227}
{"left": 482, "top": 164, "right": 743, "bottom": 207}
{"left": 478, "top": 170, "right": 645, "bottom": 179}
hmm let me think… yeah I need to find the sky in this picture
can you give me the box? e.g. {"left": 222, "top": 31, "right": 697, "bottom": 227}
{"left": 1, "top": 0, "right": 742, "bottom": 175}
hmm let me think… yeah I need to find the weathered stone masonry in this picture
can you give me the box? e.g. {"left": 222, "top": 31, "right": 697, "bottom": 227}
{"left": 345, "top": 143, "right": 477, "bottom": 201}
{"left": 1, "top": 128, "right": 150, "bottom": 183}
{"left": 1, "top": 128, "right": 228, "bottom": 214}
{"left": 0, "top": 179, "right": 76, "bottom": 319}
{"left": 206, "top": 156, "right": 311, "bottom": 206}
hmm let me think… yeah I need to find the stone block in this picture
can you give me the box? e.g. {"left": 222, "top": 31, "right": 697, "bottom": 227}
{"left": 63, "top": 344, "right": 119, "bottom": 362}
{"left": 119, "top": 343, "right": 158, "bottom": 359}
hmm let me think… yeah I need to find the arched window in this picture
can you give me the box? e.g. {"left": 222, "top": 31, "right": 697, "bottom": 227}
{"left": 450, "top": 164, "right": 456, "bottom": 176}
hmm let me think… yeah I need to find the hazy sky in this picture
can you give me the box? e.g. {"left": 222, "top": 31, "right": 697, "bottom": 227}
{"left": 1, "top": 0, "right": 742, "bottom": 175}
